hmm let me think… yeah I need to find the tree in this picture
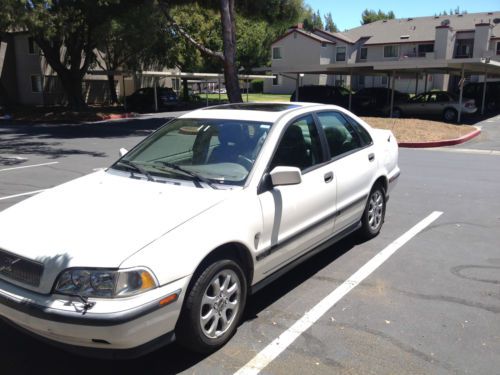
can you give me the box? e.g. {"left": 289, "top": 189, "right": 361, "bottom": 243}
{"left": 361, "top": 9, "right": 396, "bottom": 25}
{"left": 95, "top": 4, "right": 173, "bottom": 103}
{"left": 302, "top": 6, "right": 323, "bottom": 31}
{"left": 159, "top": 0, "right": 302, "bottom": 103}
{"left": 324, "top": 12, "right": 338, "bottom": 32}
{"left": 10, "top": 1, "right": 132, "bottom": 110}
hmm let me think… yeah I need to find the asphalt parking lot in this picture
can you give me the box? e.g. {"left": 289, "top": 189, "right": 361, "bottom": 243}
{"left": 1, "top": 114, "right": 499, "bottom": 375}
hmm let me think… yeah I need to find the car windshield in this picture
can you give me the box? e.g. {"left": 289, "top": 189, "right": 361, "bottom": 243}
{"left": 112, "top": 118, "right": 272, "bottom": 187}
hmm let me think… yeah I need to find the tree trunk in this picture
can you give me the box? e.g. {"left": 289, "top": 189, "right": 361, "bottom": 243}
{"left": 220, "top": 0, "right": 242, "bottom": 103}
{"left": 107, "top": 74, "right": 118, "bottom": 104}
{"left": 59, "top": 71, "right": 87, "bottom": 111}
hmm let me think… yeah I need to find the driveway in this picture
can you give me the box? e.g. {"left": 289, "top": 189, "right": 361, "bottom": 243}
{"left": 457, "top": 113, "right": 500, "bottom": 151}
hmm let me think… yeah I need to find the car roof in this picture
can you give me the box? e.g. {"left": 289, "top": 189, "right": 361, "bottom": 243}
{"left": 180, "top": 102, "right": 320, "bottom": 123}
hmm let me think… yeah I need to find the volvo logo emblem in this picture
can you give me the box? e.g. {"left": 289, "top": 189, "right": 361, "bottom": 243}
{"left": 0, "top": 256, "right": 20, "bottom": 273}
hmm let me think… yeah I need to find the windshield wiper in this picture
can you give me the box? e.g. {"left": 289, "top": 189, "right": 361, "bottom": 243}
{"left": 154, "top": 161, "right": 218, "bottom": 189}
{"left": 117, "top": 160, "right": 155, "bottom": 182}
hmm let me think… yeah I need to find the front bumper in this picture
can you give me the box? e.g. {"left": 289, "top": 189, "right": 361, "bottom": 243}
{"left": 0, "top": 275, "right": 190, "bottom": 354}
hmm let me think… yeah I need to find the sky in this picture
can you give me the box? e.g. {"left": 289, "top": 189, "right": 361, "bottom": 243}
{"left": 305, "top": 0, "right": 500, "bottom": 31}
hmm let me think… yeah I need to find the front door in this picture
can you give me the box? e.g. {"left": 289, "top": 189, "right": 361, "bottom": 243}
{"left": 257, "top": 114, "right": 337, "bottom": 276}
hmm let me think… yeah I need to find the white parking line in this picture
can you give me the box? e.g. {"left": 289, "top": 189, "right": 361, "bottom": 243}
{"left": 0, "top": 162, "right": 59, "bottom": 172}
{"left": 235, "top": 211, "right": 443, "bottom": 375}
{"left": 0, "top": 190, "right": 46, "bottom": 201}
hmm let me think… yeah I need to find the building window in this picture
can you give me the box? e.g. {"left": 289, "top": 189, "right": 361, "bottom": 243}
{"left": 455, "top": 39, "right": 474, "bottom": 58}
{"left": 497, "top": 42, "right": 500, "bottom": 55}
{"left": 360, "top": 47, "right": 368, "bottom": 60}
{"left": 358, "top": 75, "right": 365, "bottom": 85}
{"left": 272, "top": 74, "right": 282, "bottom": 86}
{"left": 384, "top": 45, "right": 399, "bottom": 58}
{"left": 418, "top": 43, "right": 434, "bottom": 57}
{"left": 336, "top": 46, "right": 346, "bottom": 61}
{"left": 272, "top": 47, "right": 282, "bottom": 60}
{"left": 321, "top": 42, "right": 327, "bottom": 48}
{"left": 31, "top": 75, "right": 43, "bottom": 93}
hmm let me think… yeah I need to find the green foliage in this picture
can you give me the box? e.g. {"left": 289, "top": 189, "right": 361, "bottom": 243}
{"left": 250, "top": 79, "right": 264, "bottom": 93}
{"left": 361, "top": 9, "right": 396, "bottom": 25}
{"left": 436, "top": 7, "right": 467, "bottom": 16}
{"left": 302, "top": 6, "right": 323, "bottom": 31}
{"left": 323, "top": 12, "right": 338, "bottom": 32}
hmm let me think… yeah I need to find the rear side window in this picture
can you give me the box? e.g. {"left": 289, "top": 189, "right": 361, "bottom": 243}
{"left": 344, "top": 115, "right": 373, "bottom": 146}
{"left": 316, "top": 112, "right": 362, "bottom": 158}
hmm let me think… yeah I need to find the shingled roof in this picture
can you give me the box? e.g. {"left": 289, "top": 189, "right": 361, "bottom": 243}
{"left": 318, "top": 11, "right": 500, "bottom": 45}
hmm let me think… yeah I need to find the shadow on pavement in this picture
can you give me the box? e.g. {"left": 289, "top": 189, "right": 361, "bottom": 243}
{"left": 0, "top": 234, "right": 364, "bottom": 375}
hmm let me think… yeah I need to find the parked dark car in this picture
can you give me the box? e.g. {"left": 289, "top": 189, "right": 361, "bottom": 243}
{"left": 352, "top": 87, "right": 410, "bottom": 115}
{"left": 125, "top": 87, "right": 178, "bottom": 112}
{"left": 461, "top": 81, "right": 500, "bottom": 113}
{"left": 291, "top": 85, "right": 351, "bottom": 108}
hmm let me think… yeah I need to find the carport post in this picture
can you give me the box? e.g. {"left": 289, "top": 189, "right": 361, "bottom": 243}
{"left": 153, "top": 79, "right": 158, "bottom": 112}
{"left": 424, "top": 72, "right": 428, "bottom": 93}
{"left": 122, "top": 75, "right": 127, "bottom": 111}
{"left": 415, "top": 73, "right": 419, "bottom": 95}
{"left": 348, "top": 69, "right": 353, "bottom": 111}
{"left": 481, "top": 68, "right": 488, "bottom": 115}
{"left": 390, "top": 71, "right": 396, "bottom": 118}
{"left": 218, "top": 76, "right": 221, "bottom": 103}
{"left": 246, "top": 79, "right": 249, "bottom": 102}
{"left": 458, "top": 64, "right": 465, "bottom": 123}
{"left": 295, "top": 73, "right": 300, "bottom": 101}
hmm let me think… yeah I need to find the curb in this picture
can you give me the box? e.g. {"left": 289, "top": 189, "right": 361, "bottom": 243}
{"left": 398, "top": 127, "right": 481, "bottom": 148}
{"left": 100, "top": 112, "right": 138, "bottom": 120}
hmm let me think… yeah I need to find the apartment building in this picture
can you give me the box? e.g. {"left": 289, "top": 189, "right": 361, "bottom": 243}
{"left": 265, "top": 11, "right": 500, "bottom": 94}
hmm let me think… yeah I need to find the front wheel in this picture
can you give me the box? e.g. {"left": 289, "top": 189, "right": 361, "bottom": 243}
{"left": 176, "top": 259, "right": 247, "bottom": 353}
{"left": 359, "top": 185, "right": 386, "bottom": 239}
{"left": 443, "top": 108, "right": 458, "bottom": 123}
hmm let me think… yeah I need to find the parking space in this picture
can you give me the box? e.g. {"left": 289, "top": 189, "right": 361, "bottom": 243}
{"left": 0, "top": 118, "right": 499, "bottom": 374}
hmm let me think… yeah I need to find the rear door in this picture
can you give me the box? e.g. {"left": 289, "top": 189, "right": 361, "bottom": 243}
{"left": 315, "top": 111, "right": 377, "bottom": 232}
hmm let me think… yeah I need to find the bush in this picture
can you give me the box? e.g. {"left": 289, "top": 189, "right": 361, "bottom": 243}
{"left": 250, "top": 79, "right": 264, "bottom": 93}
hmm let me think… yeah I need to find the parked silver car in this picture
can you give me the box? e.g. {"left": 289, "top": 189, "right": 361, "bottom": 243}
{"left": 391, "top": 91, "right": 477, "bottom": 122}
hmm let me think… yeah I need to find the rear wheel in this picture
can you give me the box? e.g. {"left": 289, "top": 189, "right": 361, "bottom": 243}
{"left": 176, "top": 259, "right": 247, "bottom": 353}
{"left": 443, "top": 108, "right": 458, "bottom": 123}
{"left": 359, "top": 185, "right": 386, "bottom": 239}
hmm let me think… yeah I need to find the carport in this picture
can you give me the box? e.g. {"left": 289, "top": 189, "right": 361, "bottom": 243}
{"left": 278, "top": 57, "right": 500, "bottom": 122}
{"left": 88, "top": 70, "right": 274, "bottom": 112}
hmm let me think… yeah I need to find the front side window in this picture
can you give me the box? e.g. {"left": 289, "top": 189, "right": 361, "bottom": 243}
{"left": 272, "top": 47, "right": 282, "bottom": 59}
{"left": 316, "top": 112, "right": 362, "bottom": 158}
{"left": 115, "top": 118, "right": 272, "bottom": 186}
{"left": 336, "top": 46, "right": 346, "bottom": 61}
{"left": 384, "top": 45, "right": 399, "bottom": 58}
{"left": 270, "top": 115, "right": 323, "bottom": 171}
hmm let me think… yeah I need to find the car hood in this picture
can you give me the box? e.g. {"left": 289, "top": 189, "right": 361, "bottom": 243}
{"left": 0, "top": 170, "right": 230, "bottom": 270}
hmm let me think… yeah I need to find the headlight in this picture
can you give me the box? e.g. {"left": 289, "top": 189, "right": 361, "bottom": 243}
{"left": 54, "top": 268, "right": 158, "bottom": 298}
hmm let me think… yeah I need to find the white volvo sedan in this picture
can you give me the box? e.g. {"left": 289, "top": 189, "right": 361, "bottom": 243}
{"left": 0, "top": 103, "right": 399, "bottom": 358}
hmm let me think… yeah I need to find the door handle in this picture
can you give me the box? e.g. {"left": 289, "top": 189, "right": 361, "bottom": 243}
{"left": 368, "top": 153, "right": 375, "bottom": 162}
{"left": 324, "top": 171, "right": 334, "bottom": 183}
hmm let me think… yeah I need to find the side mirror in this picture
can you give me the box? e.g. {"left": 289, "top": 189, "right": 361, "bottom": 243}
{"left": 119, "top": 148, "right": 128, "bottom": 157}
{"left": 269, "top": 166, "right": 302, "bottom": 186}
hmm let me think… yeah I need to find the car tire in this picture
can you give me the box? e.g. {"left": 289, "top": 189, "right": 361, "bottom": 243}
{"left": 443, "top": 108, "right": 458, "bottom": 123}
{"left": 176, "top": 259, "right": 247, "bottom": 353}
{"left": 359, "top": 184, "right": 386, "bottom": 239}
{"left": 392, "top": 108, "right": 402, "bottom": 118}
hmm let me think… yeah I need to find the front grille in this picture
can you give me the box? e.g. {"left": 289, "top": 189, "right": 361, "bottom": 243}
{"left": 0, "top": 248, "right": 44, "bottom": 287}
